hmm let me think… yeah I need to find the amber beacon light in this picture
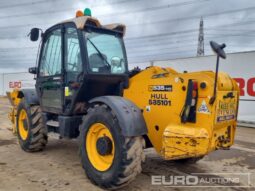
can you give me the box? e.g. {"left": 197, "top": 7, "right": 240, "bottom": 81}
{"left": 76, "top": 8, "right": 92, "bottom": 17}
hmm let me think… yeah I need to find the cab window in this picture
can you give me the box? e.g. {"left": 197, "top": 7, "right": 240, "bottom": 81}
{"left": 65, "top": 28, "right": 82, "bottom": 72}
{"left": 85, "top": 31, "right": 127, "bottom": 74}
{"left": 39, "top": 29, "right": 62, "bottom": 76}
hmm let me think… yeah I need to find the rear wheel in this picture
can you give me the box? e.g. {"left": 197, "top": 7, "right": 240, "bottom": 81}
{"left": 16, "top": 99, "right": 47, "bottom": 152}
{"left": 79, "top": 104, "right": 144, "bottom": 189}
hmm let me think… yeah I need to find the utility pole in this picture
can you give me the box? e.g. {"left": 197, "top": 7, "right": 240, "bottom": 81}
{"left": 197, "top": 17, "right": 204, "bottom": 56}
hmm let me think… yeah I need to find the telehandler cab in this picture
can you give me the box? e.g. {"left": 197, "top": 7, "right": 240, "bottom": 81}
{"left": 7, "top": 8, "right": 239, "bottom": 189}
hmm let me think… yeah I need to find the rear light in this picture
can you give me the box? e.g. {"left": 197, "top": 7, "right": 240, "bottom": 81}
{"left": 181, "top": 80, "right": 198, "bottom": 123}
{"left": 193, "top": 81, "right": 198, "bottom": 91}
{"left": 192, "top": 90, "right": 197, "bottom": 98}
{"left": 191, "top": 81, "right": 198, "bottom": 106}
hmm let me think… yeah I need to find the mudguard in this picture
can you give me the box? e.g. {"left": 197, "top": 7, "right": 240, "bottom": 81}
{"left": 17, "top": 89, "right": 39, "bottom": 105}
{"left": 89, "top": 96, "right": 148, "bottom": 137}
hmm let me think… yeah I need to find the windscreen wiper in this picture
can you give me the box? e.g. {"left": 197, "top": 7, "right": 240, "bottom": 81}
{"left": 87, "top": 38, "right": 111, "bottom": 68}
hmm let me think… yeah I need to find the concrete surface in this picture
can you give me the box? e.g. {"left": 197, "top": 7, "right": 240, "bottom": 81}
{"left": 0, "top": 97, "right": 254, "bottom": 191}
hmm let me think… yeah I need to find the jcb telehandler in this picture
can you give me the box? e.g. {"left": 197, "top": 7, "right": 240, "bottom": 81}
{"left": 7, "top": 8, "right": 239, "bottom": 189}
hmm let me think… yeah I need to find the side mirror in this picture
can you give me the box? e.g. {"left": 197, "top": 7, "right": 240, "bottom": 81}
{"left": 29, "top": 67, "right": 37, "bottom": 74}
{"left": 209, "top": 41, "right": 227, "bottom": 105}
{"left": 210, "top": 41, "right": 226, "bottom": 59}
{"left": 30, "top": 28, "right": 40, "bottom": 41}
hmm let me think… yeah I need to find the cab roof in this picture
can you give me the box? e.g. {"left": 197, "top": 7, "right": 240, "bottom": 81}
{"left": 60, "top": 16, "right": 126, "bottom": 36}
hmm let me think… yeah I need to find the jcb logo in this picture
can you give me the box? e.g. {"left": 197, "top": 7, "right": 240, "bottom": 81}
{"left": 9, "top": 81, "right": 21, "bottom": 89}
{"left": 234, "top": 78, "right": 255, "bottom": 96}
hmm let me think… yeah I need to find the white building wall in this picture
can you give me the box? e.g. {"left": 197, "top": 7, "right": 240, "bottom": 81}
{"left": 0, "top": 74, "right": 3, "bottom": 96}
{"left": 1, "top": 72, "right": 35, "bottom": 95}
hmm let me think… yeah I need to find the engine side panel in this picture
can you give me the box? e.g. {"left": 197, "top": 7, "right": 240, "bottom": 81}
{"left": 124, "top": 66, "right": 239, "bottom": 159}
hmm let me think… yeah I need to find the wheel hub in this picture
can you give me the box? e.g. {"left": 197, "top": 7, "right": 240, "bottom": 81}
{"left": 96, "top": 136, "right": 113, "bottom": 156}
{"left": 86, "top": 123, "right": 115, "bottom": 171}
{"left": 22, "top": 119, "right": 28, "bottom": 131}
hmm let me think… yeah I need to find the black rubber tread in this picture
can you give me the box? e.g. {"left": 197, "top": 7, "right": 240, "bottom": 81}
{"left": 79, "top": 104, "right": 144, "bottom": 190}
{"left": 16, "top": 99, "right": 48, "bottom": 152}
{"left": 175, "top": 156, "right": 204, "bottom": 164}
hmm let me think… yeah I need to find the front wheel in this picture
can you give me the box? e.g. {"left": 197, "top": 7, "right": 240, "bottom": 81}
{"left": 16, "top": 99, "right": 48, "bottom": 152}
{"left": 79, "top": 104, "right": 144, "bottom": 189}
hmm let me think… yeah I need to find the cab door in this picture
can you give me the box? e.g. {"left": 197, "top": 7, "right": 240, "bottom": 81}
{"left": 36, "top": 26, "right": 63, "bottom": 113}
{"left": 63, "top": 25, "right": 83, "bottom": 113}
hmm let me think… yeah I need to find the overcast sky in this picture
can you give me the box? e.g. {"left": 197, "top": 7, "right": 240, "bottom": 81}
{"left": 0, "top": 0, "right": 255, "bottom": 73}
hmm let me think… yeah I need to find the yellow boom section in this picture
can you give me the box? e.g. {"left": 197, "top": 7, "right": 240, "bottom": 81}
{"left": 6, "top": 89, "right": 22, "bottom": 134}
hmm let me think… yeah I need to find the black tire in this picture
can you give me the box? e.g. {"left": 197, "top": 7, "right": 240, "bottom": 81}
{"left": 16, "top": 99, "right": 48, "bottom": 152}
{"left": 175, "top": 157, "right": 203, "bottom": 164}
{"left": 79, "top": 104, "right": 144, "bottom": 190}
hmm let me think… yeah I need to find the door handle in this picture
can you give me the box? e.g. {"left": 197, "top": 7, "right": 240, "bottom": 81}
{"left": 53, "top": 76, "right": 61, "bottom": 80}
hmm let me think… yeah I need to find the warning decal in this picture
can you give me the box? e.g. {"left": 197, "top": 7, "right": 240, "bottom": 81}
{"left": 197, "top": 100, "right": 210, "bottom": 114}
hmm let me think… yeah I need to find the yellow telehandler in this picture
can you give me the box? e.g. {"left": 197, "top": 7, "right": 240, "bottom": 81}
{"left": 7, "top": 8, "right": 239, "bottom": 189}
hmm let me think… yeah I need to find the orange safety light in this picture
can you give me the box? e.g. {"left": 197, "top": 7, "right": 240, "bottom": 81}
{"left": 76, "top": 10, "right": 84, "bottom": 17}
